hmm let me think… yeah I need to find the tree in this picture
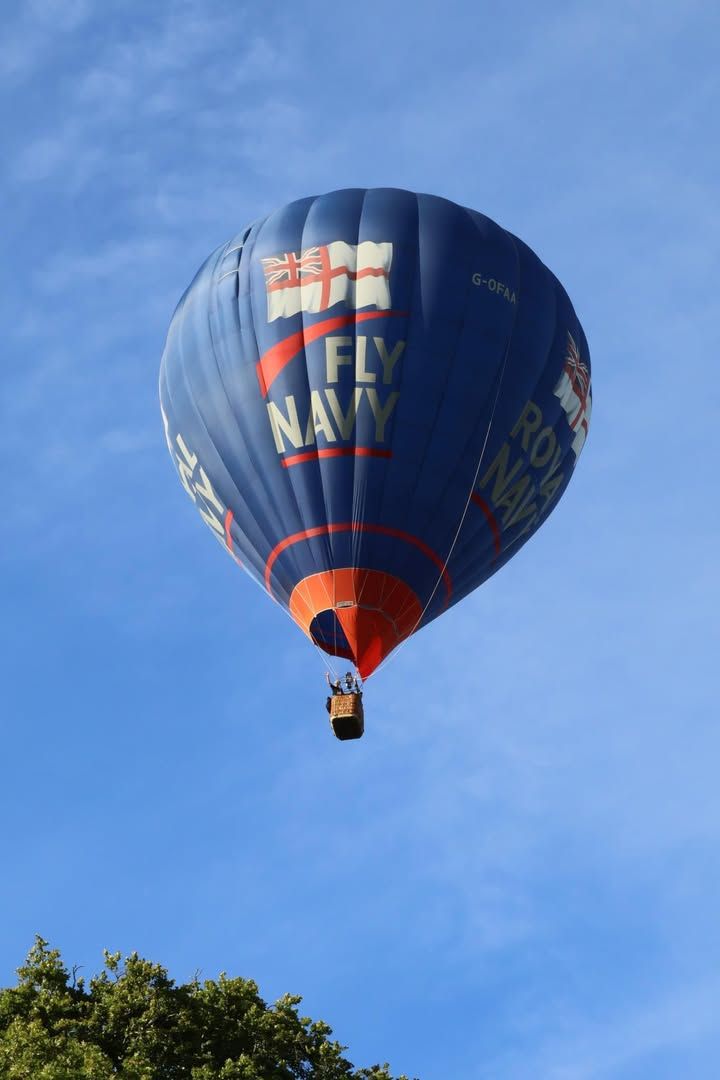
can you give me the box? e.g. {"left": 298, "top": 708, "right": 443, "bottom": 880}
{"left": 0, "top": 939, "right": 413, "bottom": 1080}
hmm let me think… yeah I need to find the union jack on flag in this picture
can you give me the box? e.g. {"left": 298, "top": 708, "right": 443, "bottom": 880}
{"left": 553, "top": 331, "right": 592, "bottom": 456}
{"left": 261, "top": 240, "right": 393, "bottom": 321}
{"left": 262, "top": 248, "right": 325, "bottom": 288}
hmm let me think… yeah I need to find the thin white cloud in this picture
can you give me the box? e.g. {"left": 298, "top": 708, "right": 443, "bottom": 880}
{"left": 7, "top": 8, "right": 292, "bottom": 194}
{"left": 33, "top": 237, "right": 167, "bottom": 293}
{"left": 489, "top": 972, "right": 720, "bottom": 1078}
{"left": 0, "top": 0, "right": 92, "bottom": 81}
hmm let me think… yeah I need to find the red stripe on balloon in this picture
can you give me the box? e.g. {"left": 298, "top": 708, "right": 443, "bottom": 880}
{"left": 471, "top": 493, "right": 502, "bottom": 559}
{"left": 256, "top": 310, "right": 408, "bottom": 396}
{"left": 224, "top": 508, "right": 236, "bottom": 556}
{"left": 264, "top": 522, "right": 452, "bottom": 605}
{"left": 281, "top": 447, "right": 392, "bottom": 468}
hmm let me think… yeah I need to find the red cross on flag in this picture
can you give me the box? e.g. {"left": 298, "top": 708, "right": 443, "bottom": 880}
{"left": 261, "top": 240, "right": 393, "bottom": 322}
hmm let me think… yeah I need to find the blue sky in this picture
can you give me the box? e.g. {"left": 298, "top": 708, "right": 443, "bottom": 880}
{"left": 2, "top": 1, "right": 719, "bottom": 1077}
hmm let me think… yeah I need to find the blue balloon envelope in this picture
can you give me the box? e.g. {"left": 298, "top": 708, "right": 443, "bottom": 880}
{"left": 160, "top": 189, "right": 591, "bottom": 678}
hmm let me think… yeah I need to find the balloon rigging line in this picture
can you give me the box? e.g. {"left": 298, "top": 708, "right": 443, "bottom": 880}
{"left": 372, "top": 333, "right": 513, "bottom": 679}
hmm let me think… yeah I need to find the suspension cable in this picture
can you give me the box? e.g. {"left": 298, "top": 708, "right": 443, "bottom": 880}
{"left": 371, "top": 333, "right": 514, "bottom": 680}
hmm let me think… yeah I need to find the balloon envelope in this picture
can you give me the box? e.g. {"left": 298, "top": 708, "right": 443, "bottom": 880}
{"left": 160, "top": 188, "right": 591, "bottom": 677}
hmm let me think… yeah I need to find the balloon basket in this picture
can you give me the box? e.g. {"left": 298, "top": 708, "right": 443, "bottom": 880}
{"left": 329, "top": 692, "right": 365, "bottom": 741}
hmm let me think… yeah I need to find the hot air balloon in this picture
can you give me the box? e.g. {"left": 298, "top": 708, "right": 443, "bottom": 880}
{"left": 159, "top": 189, "right": 591, "bottom": 738}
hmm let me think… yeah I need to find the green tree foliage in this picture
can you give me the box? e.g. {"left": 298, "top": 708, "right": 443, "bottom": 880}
{"left": 0, "top": 939, "right": 413, "bottom": 1080}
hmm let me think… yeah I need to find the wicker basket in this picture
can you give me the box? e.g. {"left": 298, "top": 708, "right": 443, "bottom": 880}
{"left": 329, "top": 692, "right": 364, "bottom": 740}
